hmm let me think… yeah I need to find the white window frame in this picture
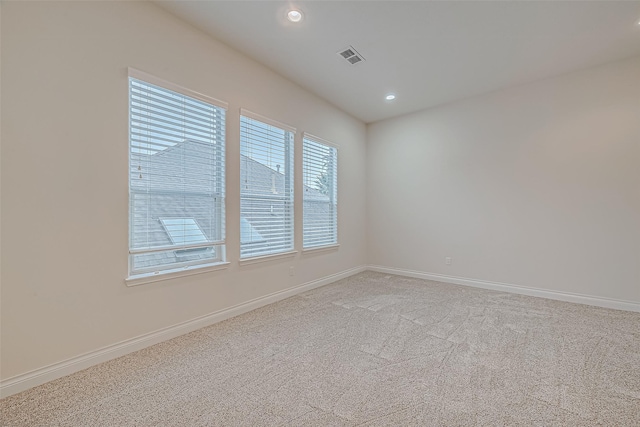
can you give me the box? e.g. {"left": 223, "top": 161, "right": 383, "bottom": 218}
{"left": 239, "top": 109, "right": 297, "bottom": 262}
{"left": 302, "top": 133, "right": 339, "bottom": 251}
{"left": 126, "top": 68, "right": 229, "bottom": 285}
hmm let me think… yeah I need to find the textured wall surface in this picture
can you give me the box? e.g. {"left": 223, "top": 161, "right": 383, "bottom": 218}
{"left": 368, "top": 56, "right": 640, "bottom": 303}
{"left": 0, "top": 1, "right": 367, "bottom": 380}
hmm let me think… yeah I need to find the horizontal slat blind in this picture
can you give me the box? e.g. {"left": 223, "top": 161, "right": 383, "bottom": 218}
{"left": 303, "top": 136, "right": 338, "bottom": 248}
{"left": 129, "top": 76, "right": 226, "bottom": 276}
{"left": 240, "top": 114, "right": 294, "bottom": 258}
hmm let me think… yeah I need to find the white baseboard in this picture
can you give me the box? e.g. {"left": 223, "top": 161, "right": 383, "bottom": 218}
{"left": 368, "top": 265, "right": 640, "bottom": 313}
{"left": 4, "top": 264, "right": 636, "bottom": 398}
{"left": 0, "top": 265, "right": 366, "bottom": 398}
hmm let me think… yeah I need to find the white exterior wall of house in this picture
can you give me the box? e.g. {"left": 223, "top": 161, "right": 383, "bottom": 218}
{"left": 0, "top": 1, "right": 367, "bottom": 384}
{"left": 367, "top": 55, "right": 640, "bottom": 305}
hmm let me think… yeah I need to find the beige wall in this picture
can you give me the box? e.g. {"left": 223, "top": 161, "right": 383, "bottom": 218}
{"left": 2, "top": 0, "right": 639, "bottom": 386}
{"left": 368, "top": 56, "right": 640, "bottom": 304}
{"left": 0, "top": 1, "right": 367, "bottom": 380}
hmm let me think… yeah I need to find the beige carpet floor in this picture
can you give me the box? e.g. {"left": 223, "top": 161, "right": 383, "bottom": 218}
{"left": 1, "top": 271, "right": 639, "bottom": 426}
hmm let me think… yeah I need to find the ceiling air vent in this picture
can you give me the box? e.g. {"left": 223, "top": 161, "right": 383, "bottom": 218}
{"left": 337, "top": 46, "right": 365, "bottom": 65}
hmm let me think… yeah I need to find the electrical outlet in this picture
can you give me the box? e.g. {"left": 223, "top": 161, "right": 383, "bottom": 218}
{"left": 289, "top": 266, "right": 295, "bottom": 276}
{"left": 445, "top": 257, "right": 452, "bottom": 265}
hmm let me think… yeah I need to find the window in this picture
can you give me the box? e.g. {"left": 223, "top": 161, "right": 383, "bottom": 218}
{"left": 128, "top": 70, "right": 226, "bottom": 278}
{"left": 240, "top": 111, "right": 294, "bottom": 259}
{"left": 303, "top": 135, "right": 338, "bottom": 249}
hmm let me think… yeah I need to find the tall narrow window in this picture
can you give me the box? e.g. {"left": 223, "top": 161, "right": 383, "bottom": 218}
{"left": 128, "top": 70, "right": 226, "bottom": 278}
{"left": 303, "top": 135, "right": 338, "bottom": 249}
{"left": 240, "top": 111, "right": 294, "bottom": 259}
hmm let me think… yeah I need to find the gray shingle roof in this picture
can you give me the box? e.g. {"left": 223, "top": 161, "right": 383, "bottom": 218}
{"left": 131, "top": 140, "right": 333, "bottom": 270}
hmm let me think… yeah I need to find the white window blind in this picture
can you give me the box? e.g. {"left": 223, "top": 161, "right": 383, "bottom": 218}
{"left": 128, "top": 73, "right": 226, "bottom": 277}
{"left": 303, "top": 135, "right": 338, "bottom": 248}
{"left": 240, "top": 112, "right": 294, "bottom": 258}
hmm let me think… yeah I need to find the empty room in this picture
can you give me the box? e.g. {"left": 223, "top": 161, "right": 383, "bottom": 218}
{"left": 1, "top": 1, "right": 639, "bottom": 425}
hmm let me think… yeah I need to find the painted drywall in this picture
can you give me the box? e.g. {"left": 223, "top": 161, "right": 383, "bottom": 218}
{"left": 368, "top": 56, "right": 640, "bottom": 304}
{"left": 0, "top": 1, "right": 366, "bottom": 380}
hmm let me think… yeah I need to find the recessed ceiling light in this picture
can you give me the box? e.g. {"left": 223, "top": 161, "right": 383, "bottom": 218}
{"left": 385, "top": 94, "right": 396, "bottom": 101}
{"left": 287, "top": 10, "right": 303, "bottom": 23}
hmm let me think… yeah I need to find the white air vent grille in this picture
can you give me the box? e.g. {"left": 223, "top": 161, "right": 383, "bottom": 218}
{"left": 339, "top": 49, "right": 356, "bottom": 59}
{"left": 337, "top": 46, "right": 365, "bottom": 65}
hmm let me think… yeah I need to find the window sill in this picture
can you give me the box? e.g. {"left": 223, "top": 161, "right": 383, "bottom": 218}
{"left": 302, "top": 243, "right": 340, "bottom": 254}
{"left": 125, "top": 262, "right": 230, "bottom": 287}
{"left": 239, "top": 250, "right": 298, "bottom": 266}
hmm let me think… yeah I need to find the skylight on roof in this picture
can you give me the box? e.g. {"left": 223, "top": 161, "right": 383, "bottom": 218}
{"left": 240, "top": 217, "right": 267, "bottom": 245}
{"left": 159, "top": 218, "right": 209, "bottom": 246}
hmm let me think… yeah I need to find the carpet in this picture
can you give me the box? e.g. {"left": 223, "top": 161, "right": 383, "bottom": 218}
{"left": 1, "top": 271, "right": 639, "bottom": 426}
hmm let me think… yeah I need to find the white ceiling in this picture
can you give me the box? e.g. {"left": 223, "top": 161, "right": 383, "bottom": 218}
{"left": 157, "top": 1, "right": 640, "bottom": 123}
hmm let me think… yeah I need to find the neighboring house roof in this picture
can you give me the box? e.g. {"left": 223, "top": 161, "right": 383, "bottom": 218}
{"left": 240, "top": 152, "right": 334, "bottom": 256}
{"left": 131, "top": 140, "right": 332, "bottom": 269}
